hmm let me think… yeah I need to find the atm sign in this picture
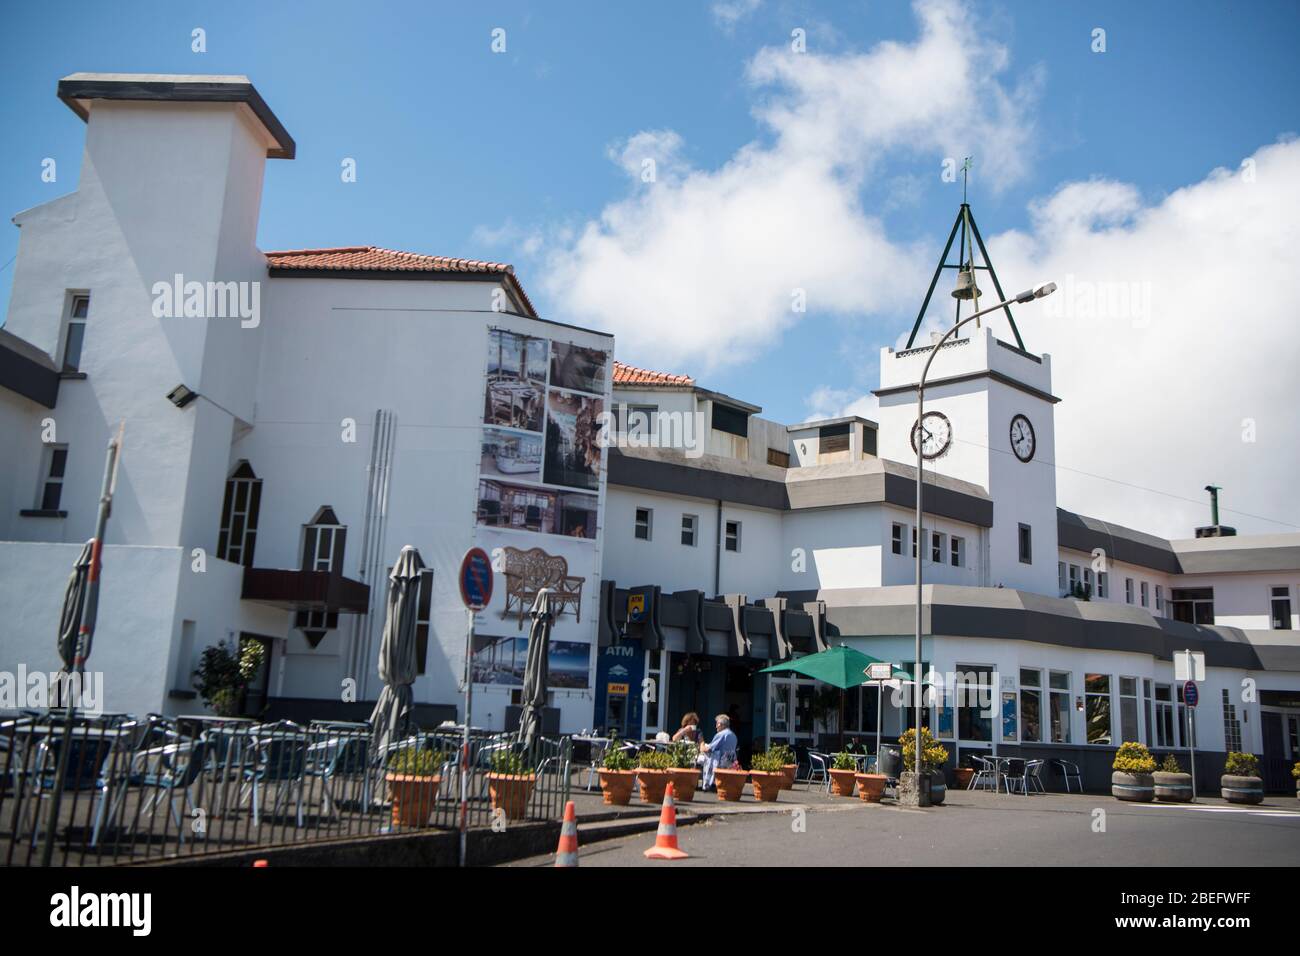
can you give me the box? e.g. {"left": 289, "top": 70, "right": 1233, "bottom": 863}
{"left": 607, "top": 682, "right": 630, "bottom": 695}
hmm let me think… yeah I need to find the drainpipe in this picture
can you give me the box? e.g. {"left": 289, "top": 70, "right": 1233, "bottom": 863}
{"left": 714, "top": 499, "right": 723, "bottom": 597}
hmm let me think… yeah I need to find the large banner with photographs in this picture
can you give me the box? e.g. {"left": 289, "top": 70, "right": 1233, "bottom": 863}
{"left": 474, "top": 327, "right": 610, "bottom": 690}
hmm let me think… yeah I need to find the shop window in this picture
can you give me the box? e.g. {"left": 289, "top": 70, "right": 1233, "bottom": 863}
{"left": 1020, "top": 669, "right": 1042, "bottom": 743}
{"left": 1049, "top": 671, "right": 1071, "bottom": 743}
{"left": 1085, "top": 674, "right": 1112, "bottom": 745}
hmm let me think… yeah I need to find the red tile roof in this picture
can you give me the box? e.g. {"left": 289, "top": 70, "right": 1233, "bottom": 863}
{"left": 263, "top": 246, "right": 536, "bottom": 316}
{"left": 612, "top": 360, "right": 694, "bottom": 387}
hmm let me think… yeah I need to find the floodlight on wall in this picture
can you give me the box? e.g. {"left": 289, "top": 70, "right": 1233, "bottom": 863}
{"left": 167, "top": 384, "right": 199, "bottom": 409}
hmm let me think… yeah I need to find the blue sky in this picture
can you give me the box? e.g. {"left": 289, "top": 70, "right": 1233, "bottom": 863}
{"left": 1, "top": 0, "right": 1297, "bottom": 534}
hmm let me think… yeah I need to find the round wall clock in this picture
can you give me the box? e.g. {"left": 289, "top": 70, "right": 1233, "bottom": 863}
{"left": 910, "top": 411, "right": 952, "bottom": 460}
{"left": 1010, "top": 413, "right": 1036, "bottom": 462}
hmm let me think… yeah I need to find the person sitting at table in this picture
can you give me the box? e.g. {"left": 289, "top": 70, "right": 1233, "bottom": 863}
{"left": 671, "top": 712, "right": 703, "bottom": 744}
{"left": 698, "top": 714, "right": 738, "bottom": 790}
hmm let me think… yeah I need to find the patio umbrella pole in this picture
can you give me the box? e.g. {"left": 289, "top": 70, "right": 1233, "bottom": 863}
{"left": 41, "top": 425, "right": 122, "bottom": 867}
{"left": 460, "top": 606, "right": 473, "bottom": 868}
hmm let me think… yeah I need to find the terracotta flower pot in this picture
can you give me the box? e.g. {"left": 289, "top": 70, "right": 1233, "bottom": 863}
{"left": 953, "top": 767, "right": 975, "bottom": 791}
{"left": 598, "top": 769, "right": 636, "bottom": 806}
{"left": 487, "top": 773, "right": 536, "bottom": 820}
{"left": 1111, "top": 771, "right": 1155, "bottom": 802}
{"left": 1221, "top": 774, "right": 1264, "bottom": 805}
{"left": 828, "top": 768, "right": 857, "bottom": 797}
{"left": 750, "top": 770, "right": 783, "bottom": 802}
{"left": 780, "top": 764, "right": 797, "bottom": 790}
{"left": 667, "top": 767, "right": 698, "bottom": 803}
{"left": 386, "top": 773, "right": 441, "bottom": 827}
{"left": 714, "top": 768, "right": 748, "bottom": 801}
{"left": 855, "top": 772, "right": 887, "bottom": 803}
{"left": 638, "top": 769, "right": 671, "bottom": 805}
{"left": 1153, "top": 771, "right": 1192, "bottom": 803}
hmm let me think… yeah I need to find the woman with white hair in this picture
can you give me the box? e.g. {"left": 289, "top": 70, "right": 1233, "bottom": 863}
{"left": 698, "top": 713, "right": 738, "bottom": 790}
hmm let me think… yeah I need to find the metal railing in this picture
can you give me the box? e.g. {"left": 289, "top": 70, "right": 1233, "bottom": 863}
{"left": 0, "top": 713, "right": 571, "bottom": 866}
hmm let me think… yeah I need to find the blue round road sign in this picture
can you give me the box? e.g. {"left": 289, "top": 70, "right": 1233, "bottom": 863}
{"left": 459, "top": 547, "right": 493, "bottom": 611}
{"left": 1184, "top": 680, "right": 1199, "bottom": 708}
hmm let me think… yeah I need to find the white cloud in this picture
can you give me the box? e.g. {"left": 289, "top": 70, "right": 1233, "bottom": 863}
{"left": 536, "top": 0, "right": 1039, "bottom": 372}
{"left": 712, "top": 0, "right": 762, "bottom": 30}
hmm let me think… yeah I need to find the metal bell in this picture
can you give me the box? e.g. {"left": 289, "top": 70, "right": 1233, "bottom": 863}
{"left": 951, "top": 263, "right": 981, "bottom": 300}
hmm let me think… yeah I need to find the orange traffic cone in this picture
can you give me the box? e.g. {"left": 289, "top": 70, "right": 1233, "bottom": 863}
{"left": 643, "top": 781, "right": 689, "bottom": 860}
{"left": 252, "top": 859, "right": 269, "bottom": 868}
{"left": 554, "top": 800, "right": 579, "bottom": 867}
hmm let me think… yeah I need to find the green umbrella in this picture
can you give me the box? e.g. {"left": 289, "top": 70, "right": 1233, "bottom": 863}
{"left": 759, "top": 646, "right": 897, "bottom": 750}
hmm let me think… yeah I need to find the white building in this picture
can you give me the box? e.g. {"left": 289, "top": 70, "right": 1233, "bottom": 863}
{"left": 2, "top": 73, "right": 1298, "bottom": 794}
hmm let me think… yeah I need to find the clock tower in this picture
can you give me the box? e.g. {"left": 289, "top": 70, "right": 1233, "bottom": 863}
{"left": 873, "top": 202, "right": 1061, "bottom": 596}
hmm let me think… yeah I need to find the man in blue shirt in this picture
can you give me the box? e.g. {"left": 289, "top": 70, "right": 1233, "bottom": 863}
{"left": 699, "top": 714, "right": 738, "bottom": 789}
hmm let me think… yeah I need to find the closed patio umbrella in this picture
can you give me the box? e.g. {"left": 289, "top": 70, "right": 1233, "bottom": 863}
{"left": 369, "top": 546, "right": 426, "bottom": 758}
{"left": 56, "top": 540, "right": 95, "bottom": 677}
{"left": 516, "top": 588, "right": 554, "bottom": 751}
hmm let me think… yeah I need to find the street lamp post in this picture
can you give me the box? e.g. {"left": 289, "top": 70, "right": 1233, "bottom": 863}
{"left": 910, "top": 282, "right": 1057, "bottom": 791}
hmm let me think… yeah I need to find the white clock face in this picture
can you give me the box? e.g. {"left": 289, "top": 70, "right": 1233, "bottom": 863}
{"left": 910, "top": 411, "right": 952, "bottom": 460}
{"left": 1010, "top": 414, "right": 1036, "bottom": 462}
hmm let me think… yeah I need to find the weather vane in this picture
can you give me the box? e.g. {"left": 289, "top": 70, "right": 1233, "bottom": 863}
{"left": 961, "top": 156, "right": 972, "bottom": 204}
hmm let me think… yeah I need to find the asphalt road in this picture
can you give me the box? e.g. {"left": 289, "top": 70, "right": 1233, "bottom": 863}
{"left": 505, "top": 792, "right": 1300, "bottom": 867}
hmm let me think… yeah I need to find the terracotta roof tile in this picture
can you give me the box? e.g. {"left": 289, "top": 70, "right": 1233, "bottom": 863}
{"left": 612, "top": 360, "right": 694, "bottom": 387}
{"left": 263, "top": 245, "right": 536, "bottom": 316}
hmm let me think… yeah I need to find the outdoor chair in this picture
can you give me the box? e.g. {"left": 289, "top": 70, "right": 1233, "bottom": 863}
{"left": 242, "top": 729, "right": 308, "bottom": 828}
{"left": 969, "top": 755, "right": 997, "bottom": 791}
{"left": 999, "top": 758, "right": 1030, "bottom": 795}
{"left": 308, "top": 734, "right": 371, "bottom": 817}
{"left": 1025, "top": 759, "right": 1048, "bottom": 793}
{"left": 807, "top": 751, "right": 830, "bottom": 792}
{"left": 1052, "top": 758, "right": 1083, "bottom": 793}
{"left": 19, "top": 722, "right": 130, "bottom": 848}
{"left": 91, "top": 736, "right": 209, "bottom": 847}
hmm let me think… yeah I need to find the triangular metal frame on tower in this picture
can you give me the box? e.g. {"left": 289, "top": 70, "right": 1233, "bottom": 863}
{"left": 904, "top": 161, "right": 1026, "bottom": 351}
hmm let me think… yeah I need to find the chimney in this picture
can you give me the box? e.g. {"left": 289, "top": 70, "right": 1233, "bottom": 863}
{"left": 1194, "top": 484, "right": 1237, "bottom": 538}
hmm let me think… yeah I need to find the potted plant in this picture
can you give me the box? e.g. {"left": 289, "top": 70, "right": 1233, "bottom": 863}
{"left": 1293, "top": 761, "right": 1300, "bottom": 801}
{"left": 666, "top": 740, "right": 700, "bottom": 803}
{"left": 1221, "top": 751, "right": 1263, "bottom": 805}
{"left": 714, "top": 759, "right": 748, "bottom": 801}
{"left": 385, "top": 745, "right": 443, "bottom": 827}
{"left": 193, "top": 638, "right": 265, "bottom": 717}
{"left": 749, "top": 749, "right": 785, "bottom": 802}
{"left": 637, "top": 749, "right": 674, "bottom": 805}
{"left": 486, "top": 748, "right": 536, "bottom": 820}
{"left": 769, "top": 743, "right": 797, "bottom": 789}
{"left": 1153, "top": 753, "right": 1192, "bottom": 803}
{"left": 953, "top": 756, "right": 976, "bottom": 792}
{"left": 828, "top": 752, "right": 858, "bottom": 797}
{"left": 1110, "top": 742, "right": 1156, "bottom": 802}
{"left": 900, "top": 727, "right": 950, "bottom": 805}
{"left": 597, "top": 741, "right": 637, "bottom": 806}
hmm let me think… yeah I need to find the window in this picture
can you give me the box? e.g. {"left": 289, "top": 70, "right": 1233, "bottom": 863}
{"left": 415, "top": 568, "right": 434, "bottom": 675}
{"left": 891, "top": 523, "right": 905, "bottom": 556}
{"left": 955, "top": 665, "right": 994, "bottom": 742}
{"left": 1271, "top": 586, "right": 1292, "bottom": 630}
{"left": 911, "top": 527, "right": 918, "bottom": 558}
{"left": 217, "top": 461, "right": 262, "bottom": 568}
{"left": 634, "top": 507, "right": 652, "bottom": 541}
{"left": 38, "top": 444, "right": 69, "bottom": 512}
{"left": 951, "top": 536, "right": 964, "bottom": 567}
{"left": 680, "top": 514, "right": 697, "bottom": 547}
{"left": 725, "top": 520, "right": 741, "bottom": 552}
{"left": 1221, "top": 689, "right": 1242, "bottom": 753}
{"left": 1176, "top": 685, "right": 1197, "bottom": 747}
{"left": 618, "top": 404, "right": 658, "bottom": 441}
{"left": 1058, "top": 562, "right": 1066, "bottom": 593}
{"left": 1018, "top": 523, "right": 1032, "bottom": 564}
{"left": 1085, "top": 674, "right": 1112, "bottom": 745}
{"left": 645, "top": 651, "right": 663, "bottom": 732}
{"left": 1143, "top": 679, "right": 1153, "bottom": 746}
{"left": 1119, "top": 677, "right": 1139, "bottom": 744}
{"left": 62, "top": 293, "right": 90, "bottom": 372}
{"left": 1068, "top": 564, "right": 1080, "bottom": 594}
{"left": 1097, "top": 571, "right": 1108, "bottom": 599}
{"left": 1170, "top": 587, "right": 1215, "bottom": 625}
{"left": 1153, "top": 684, "right": 1175, "bottom": 748}
{"left": 930, "top": 531, "right": 945, "bottom": 564}
{"left": 1140, "top": 581, "right": 1149, "bottom": 607}
{"left": 1083, "top": 568, "right": 1094, "bottom": 598}
{"left": 1154, "top": 584, "right": 1163, "bottom": 613}
{"left": 301, "top": 507, "right": 346, "bottom": 574}
{"left": 711, "top": 404, "right": 749, "bottom": 437}
{"left": 1049, "top": 671, "right": 1071, "bottom": 743}
{"left": 818, "top": 423, "right": 850, "bottom": 455}
{"left": 1125, "top": 577, "right": 1134, "bottom": 604}
{"left": 1020, "top": 669, "right": 1042, "bottom": 743}
{"left": 767, "top": 448, "right": 790, "bottom": 468}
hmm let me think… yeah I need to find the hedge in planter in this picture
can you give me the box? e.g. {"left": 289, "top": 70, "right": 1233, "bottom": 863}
{"left": 900, "top": 727, "right": 949, "bottom": 805}
{"left": 768, "top": 743, "right": 797, "bottom": 789}
{"left": 487, "top": 748, "right": 536, "bottom": 821}
{"left": 385, "top": 745, "right": 443, "bottom": 828}
{"left": 749, "top": 749, "right": 785, "bottom": 802}
{"left": 1293, "top": 761, "right": 1300, "bottom": 801}
{"left": 1111, "top": 742, "right": 1156, "bottom": 802}
{"left": 1153, "top": 753, "right": 1192, "bottom": 803}
{"left": 828, "top": 751, "right": 858, "bottom": 797}
{"left": 598, "top": 741, "right": 637, "bottom": 806}
{"left": 637, "top": 749, "right": 674, "bottom": 805}
{"left": 666, "top": 740, "right": 700, "bottom": 803}
{"left": 1221, "top": 751, "right": 1263, "bottom": 805}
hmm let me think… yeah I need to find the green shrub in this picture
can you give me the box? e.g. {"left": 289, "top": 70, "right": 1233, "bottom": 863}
{"left": 1292, "top": 761, "right": 1299, "bottom": 780}
{"left": 768, "top": 743, "right": 795, "bottom": 766}
{"left": 751, "top": 750, "right": 786, "bottom": 773}
{"left": 1112, "top": 741, "right": 1156, "bottom": 774}
{"left": 831, "top": 751, "right": 858, "bottom": 771}
{"left": 602, "top": 744, "right": 634, "bottom": 771}
{"left": 1158, "top": 753, "right": 1184, "bottom": 774}
{"left": 387, "top": 745, "right": 441, "bottom": 777}
{"left": 1223, "top": 752, "right": 1259, "bottom": 777}
{"left": 489, "top": 748, "right": 532, "bottom": 775}
{"left": 900, "top": 727, "right": 949, "bottom": 773}
{"left": 668, "top": 740, "right": 698, "bottom": 769}
{"left": 638, "top": 749, "right": 673, "bottom": 771}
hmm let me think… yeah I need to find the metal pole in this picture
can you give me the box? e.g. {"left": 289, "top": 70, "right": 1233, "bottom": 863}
{"left": 1185, "top": 649, "right": 1197, "bottom": 802}
{"left": 459, "top": 607, "right": 474, "bottom": 867}
{"left": 41, "top": 426, "right": 122, "bottom": 866}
